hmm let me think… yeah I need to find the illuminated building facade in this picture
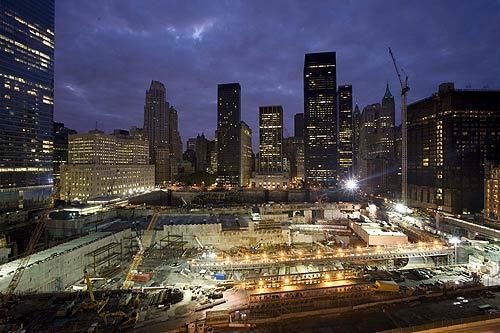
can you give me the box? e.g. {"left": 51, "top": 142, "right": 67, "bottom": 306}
{"left": 0, "top": 0, "right": 55, "bottom": 214}
{"left": 303, "top": 52, "right": 337, "bottom": 187}
{"left": 338, "top": 84, "right": 353, "bottom": 178}
{"left": 216, "top": 83, "right": 242, "bottom": 186}
{"left": 283, "top": 136, "right": 305, "bottom": 185}
{"left": 59, "top": 164, "right": 154, "bottom": 202}
{"left": 485, "top": 164, "right": 500, "bottom": 224}
{"left": 61, "top": 130, "right": 153, "bottom": 201}
{"left": 68, "top": 131, "right": 148, "bottom": 165}
{"left": 259, "top": 105, "right": 283, "bottom": 174}
{"left": 408, "top": 83, "right": 500, "bottom": 214}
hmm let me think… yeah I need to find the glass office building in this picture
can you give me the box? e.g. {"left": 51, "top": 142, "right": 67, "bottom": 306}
{"left": 0, "top": 0, "right": 55, "bottom": 213}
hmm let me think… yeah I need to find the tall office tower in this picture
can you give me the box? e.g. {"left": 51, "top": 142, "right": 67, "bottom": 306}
{"left": 0, "top": 0, "right": 55, "bottom": 216}
{"left": 259, "top": 106, "right": 283, "bottom": 174}
{"left": 357, "top": 103, "right": 380, "bottom": 186}
{"left": 240, "top": 121, "right": 253, "bottom": 187}
{"left": 352, "top": 104, "right": 361, "bottom": 176}
{"left": 168, "top": 106, "right": 183, "bottom": 162}
{"left": 485, "top": 164, "right": 500, "bottom": 224}
{"left": 144, "top": 80, "right": 169, "bottom": 184}
{"left": 338, "top": 84, "right": 353, "bottom": 178}
{"left": 380, "top": 83, "right": 395, "bottom": 128}
{"left": 216, "top": 83, "right": 242, "bottom": 186}
{"left": 195, "top": 133, "right": 210, "bottom": 173}
{"left": 294, "top": 113, "right": 304, "bottom": 138}
{"left": 408, "top": 83, "right": 500, "bottom": 214}
{"left": 209, "top": 137, "right": 217, "bottom": 174}
{"left": 53, "top": 122, "right": 76, "bottom": 187}
{"left": 303, "top": 52, "right": 337, "bottom": 187}
{"left": 283, "top": 137, "right": 305, "bottom": 182}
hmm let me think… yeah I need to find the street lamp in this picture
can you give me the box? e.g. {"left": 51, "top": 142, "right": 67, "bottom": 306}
{"left": 449, "top": 237, "right": 461, "bottom": 265}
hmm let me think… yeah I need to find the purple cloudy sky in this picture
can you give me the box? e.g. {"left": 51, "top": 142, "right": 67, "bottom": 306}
{"left": 55, "top": 0, "right": 500, "bottom": 148}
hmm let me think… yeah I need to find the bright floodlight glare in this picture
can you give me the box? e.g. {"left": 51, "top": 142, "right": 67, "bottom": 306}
{"left": 395, "top": 203, "right": 407, "bottom": 214}
{"left": 449, "top": 237, "right": 461, "bottom": 245}
{"left": 345, "top": 179, "right": 358, "bottom": 190}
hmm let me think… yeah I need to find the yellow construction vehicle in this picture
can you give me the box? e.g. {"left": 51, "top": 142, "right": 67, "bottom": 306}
{"left": 122, "top": 208, "right": 161, "bottom": 289}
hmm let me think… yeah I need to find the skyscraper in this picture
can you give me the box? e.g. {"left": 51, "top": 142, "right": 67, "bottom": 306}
{"left": 168, "top": 106, "right": 183, "bottom": 162}
{"left": 294, "top": 113, "right": 304, "bottom": 138}
{"left": 53, "top": 122, "right": 76, "bottom": 187}
{"left": 143, "top": 80, "right": 169, "bottom": 184}
{"left": 408, "top": 82, "right": 500, "bottom": 214}
{"left": 259, "top": 106, "right": 283, "bottom": 174}
{"left": 216, "top": 83, "right": 241, "bottom": 186}
{"left": 240, "top": 122, "right": 253, "bottom": 187}
{"left": 338, "top": 84, "right": 353, "bottom": 178}
{"left": 380, "top": 83, "right": 395, "bottom": 128}
{"left": 304, "top": 52, "right": 338, "bottom": 187}
{"left": 0, "top": 0, "right": 55, "bottom": 215}
{"left": 352, "top": 104, "right": 361, "bottom": 176}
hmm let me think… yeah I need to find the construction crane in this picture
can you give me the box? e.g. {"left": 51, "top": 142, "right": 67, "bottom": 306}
{"left": 122, "top": 208, "right": 161, "bottom": 289}
{"left": 388, "top": 47, "right": 410, "bottom": 204}
{"left": 1, "top": 192, "right": 57, "bottom": 305}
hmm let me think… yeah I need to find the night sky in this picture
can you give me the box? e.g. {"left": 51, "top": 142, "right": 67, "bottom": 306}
{"left": 55, "top": 0, "right": 500, "bottom": 148}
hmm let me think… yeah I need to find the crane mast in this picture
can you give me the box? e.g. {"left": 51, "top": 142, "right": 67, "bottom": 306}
{"left": 388, "top": 47, "right": 410, "bottom": 205}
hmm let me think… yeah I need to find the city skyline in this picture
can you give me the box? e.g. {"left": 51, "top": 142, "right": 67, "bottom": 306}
{"left": 54, "top": 1, "right": 500, "bottom": 145}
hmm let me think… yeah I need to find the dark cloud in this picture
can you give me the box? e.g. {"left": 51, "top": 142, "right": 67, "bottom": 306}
{"left": 55, "top": 0, "right": 500, "bottom": 148}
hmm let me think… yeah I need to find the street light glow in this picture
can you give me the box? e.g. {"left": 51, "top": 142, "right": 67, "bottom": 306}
{"left": 345, "top": 179, "right": 358, "bottom": 190}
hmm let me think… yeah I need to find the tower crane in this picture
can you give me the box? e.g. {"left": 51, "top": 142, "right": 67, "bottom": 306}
{"left": 388, "top": 47, "right": 410, "bottom": 204}
{"left": 122, "top": 208, "right": 161, "bottom": 289}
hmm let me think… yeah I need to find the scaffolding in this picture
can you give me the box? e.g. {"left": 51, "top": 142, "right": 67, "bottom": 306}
{"left": 85, "top": 242, "right": 122, "bottom": 277}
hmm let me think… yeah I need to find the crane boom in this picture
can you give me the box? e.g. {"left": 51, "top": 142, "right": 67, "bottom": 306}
{"left": 1, "top": 192, "right": 57, "bottom": 303}
{"left": 122, "top": 208, "right": 161, "bottom": 289}
{"left": 388, "top": 47, "right": 410, "bottom": 204}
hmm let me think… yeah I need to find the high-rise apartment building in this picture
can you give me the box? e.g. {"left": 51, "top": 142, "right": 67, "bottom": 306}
{"left": 303, "top": 52, "right": 337, "bottom": 187}
{"left": 338, "top": 84, "right": 353, "bottom": 178}
{"left": 294, "top": 113, "right": 304, "bottom": 138}
{"left": 143, "top": 80, "right": 169, "bottom": 184}
{"left": 0, "top": 0, "right": 55, "bottom": 214}
{"left": 53, "top": 122, "right": 76, "bottom": 187}
{"left": 259, "top": 106, "right": 283, "bottom": 174}
{"left": 216, "top": 83, "right": 242, "bottom": 186}
{"left": 408, "top": 83, "right": 500, "bottom": 214}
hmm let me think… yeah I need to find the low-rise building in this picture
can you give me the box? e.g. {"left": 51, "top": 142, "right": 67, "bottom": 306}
{"left": 350, "top": 220, "right": 408, "bottom": 246}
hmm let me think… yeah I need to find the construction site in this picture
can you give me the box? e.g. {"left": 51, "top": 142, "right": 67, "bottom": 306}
{"left": 0, "top": 198, "right": 499, "bottom": 332}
